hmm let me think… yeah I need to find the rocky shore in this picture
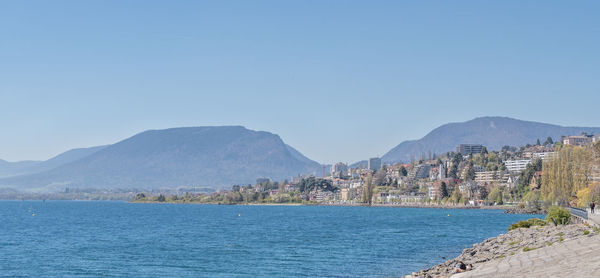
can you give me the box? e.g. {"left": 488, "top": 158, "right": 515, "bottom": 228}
{"left": 504, "top": 206, "right": 546, "bottom": 215}
{"left": 408, "top": 222, "right": 599, "bottom": 278}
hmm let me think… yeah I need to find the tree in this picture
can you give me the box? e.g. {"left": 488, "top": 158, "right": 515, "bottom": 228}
{"left": 488, "top": 187, "right": 502, "bottom": 205}
{"left": 465, "top": 166, "right": 476, "bottom": 181}
{"left": 480, "top": 146, "right": 488, "bottom": 155}
{"left": 536, "top": 138, "right": 541, "bottom": 146}
{"left": 299, "top": 177, "right": 337, "bottom": 194}
{"left": 544, "top": 136, "right": 554, "bottom": 146}
{"left": 399, "top": 165, "right": 408, "bottom": 177}
{"left": 157, "top": 194, "right": 166, "bottom": 202}
{"left": 373, "top": 169, "right": 387, "bottom": 186}
{"left": 362, "top": 177, "right": 374, "bottom": 204}
{"left": 450, "top": 187, "right": 461, "bottom": 204}
{"left": 479, "top": 186, "right": 488, "bottom": 200}
{"left": 449, "top": 163, "right": 459, "bottom": 179}
{"left": 542, "top": 145, "right": 593, "bottom": 205}
{"left": 440, "top": 182, "right": 449, "bottom": 199}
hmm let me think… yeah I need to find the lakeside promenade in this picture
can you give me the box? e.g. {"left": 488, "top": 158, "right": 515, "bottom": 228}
{"left": 451, "top": 209, "right": 600, "bottom": 278}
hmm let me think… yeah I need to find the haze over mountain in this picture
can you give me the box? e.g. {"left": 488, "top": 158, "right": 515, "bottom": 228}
{"left": 0, "top": 146, "right": 106, "bottom": 178}
{"left": 0, "top": 126, "right": 321, "bottom": 191}
{"left": 381, "top": 117, "right": 600, "bottom": 163}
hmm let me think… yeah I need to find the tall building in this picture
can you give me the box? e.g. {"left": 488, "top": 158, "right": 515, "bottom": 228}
{"left": 456, "top": 144, "right": 484, "bottom": 155}
{"left": 331, "top": 162, "right": 348, "bottom": 178}
{"left": 368, "top": 157, "right": 382, "bottom": 171}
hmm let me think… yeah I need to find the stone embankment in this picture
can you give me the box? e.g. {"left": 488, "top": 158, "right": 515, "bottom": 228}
{"left": 407, "top": 223, "right": 598, "bottom": 278}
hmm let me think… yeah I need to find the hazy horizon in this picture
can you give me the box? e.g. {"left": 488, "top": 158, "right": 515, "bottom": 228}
{"left": 2, "top": 1, "right": 600, "bottom": 163}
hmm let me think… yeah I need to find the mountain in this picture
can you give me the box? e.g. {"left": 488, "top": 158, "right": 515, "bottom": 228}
{"left": 381, "top": 117, "right": 600, "bottom": 163}
{"left": 0, "top": 159, "right": 41, "bottom": 178}
{"left": 0, "top": 146, "right": 106, "bottom": 178}
{"left": 0, "top": 126, "right": 321, "bottom": 191}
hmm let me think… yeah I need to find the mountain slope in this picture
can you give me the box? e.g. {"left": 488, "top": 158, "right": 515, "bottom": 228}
{"left": 382, "top": 117, "right": 600, "bottom": 163}
{"left": 0, "top": 159, "right": 40, "bottom": 178}
{"left": 0, "top": 146, "right": 106, "bottom": 178}
{"left": 0, "top": 126, "right": 321, "bottom": 191}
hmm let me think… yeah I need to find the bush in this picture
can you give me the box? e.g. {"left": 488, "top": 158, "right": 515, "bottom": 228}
{"left": 508, "top": 218, "right": 547, "bottom": 231}
{"left": 583, "top": 230, "right": 590, "bottom": 235}
{"left": 546, "top": 206, "right": 570, "bottom": 226}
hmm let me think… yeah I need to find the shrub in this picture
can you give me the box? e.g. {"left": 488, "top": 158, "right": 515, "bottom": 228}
{"left": 523, "top": 247, "right": 536, "bottom": 252}
{"left": 546, "top": 206, "right": 570, "bottom": 226}
{"left": 583, "top": 230, "right": 590, "bottom": 235}
{"left": 508, "top": 218, "right": 547, "bottom": 231}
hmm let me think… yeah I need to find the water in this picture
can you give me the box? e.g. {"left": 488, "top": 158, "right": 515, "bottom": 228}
{"left": 0, "top": 201, "right": 534, "bottom": 277}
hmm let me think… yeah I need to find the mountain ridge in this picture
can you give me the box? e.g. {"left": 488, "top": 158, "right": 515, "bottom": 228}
{"left": 381, "top": 116, "right": 600, "bottom": 163}
{"left": 0, "top": 126, "right": 321, "bottom": 191}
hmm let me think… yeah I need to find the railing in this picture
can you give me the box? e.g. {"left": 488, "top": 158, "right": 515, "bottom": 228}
{"left": 570, "top": 207, "right": 588, "bottom": 220}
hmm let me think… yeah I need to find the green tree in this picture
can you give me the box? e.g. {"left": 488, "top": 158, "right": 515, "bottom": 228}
{"left": 479, "top": 186, "right": 488, "bottom": 200}
{"left": 544, "top": 136, "right": 554, "bottom": 145}
{"left": 399, "top": 165, "right": 408, "bottom": 177}
{"left": 450, "top": 187, "right": 461, "bottom": 203}
{"left": 362, "top": 177, "right": 374, "bottom": 204}
{"left": 466, "top": 166, "right": 476, "bottom": 181}
{"left": 440, "top": 182, "right": 449, "bottom": 199}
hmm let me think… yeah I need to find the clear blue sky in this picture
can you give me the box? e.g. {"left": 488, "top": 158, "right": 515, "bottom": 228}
{"left": 1, "top": 1, "right": 599, "bottom": 164}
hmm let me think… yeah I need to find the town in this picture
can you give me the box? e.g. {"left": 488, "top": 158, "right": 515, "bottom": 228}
{"left": 134, "top": 133, "right": 600, "bottom": 209}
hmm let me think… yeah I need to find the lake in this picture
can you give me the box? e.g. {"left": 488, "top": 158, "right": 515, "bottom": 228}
{"left": 0, "top": 201, "right": 534, "bottom": 277}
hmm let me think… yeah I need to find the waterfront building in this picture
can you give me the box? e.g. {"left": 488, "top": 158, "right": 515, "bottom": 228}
{"left": 456, "top": 144, "right": 484, "bottom": 155}
{"left": 505, "top": 159, "right": 531, "bottom": 173}
{"left": 368, "top": 157, "right": 382, "bottom": 171}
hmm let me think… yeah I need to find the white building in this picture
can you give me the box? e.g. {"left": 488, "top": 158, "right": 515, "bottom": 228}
{"left": 505, "top": 159, "right": 531, "bottom": 173}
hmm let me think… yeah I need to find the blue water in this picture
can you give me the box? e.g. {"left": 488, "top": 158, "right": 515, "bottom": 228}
{"left": 0, "top": 201, "right": 534, "bottom": 277}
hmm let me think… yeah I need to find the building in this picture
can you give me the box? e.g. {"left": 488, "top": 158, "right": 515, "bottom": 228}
{"left": 457, "top": 144, "right": 484, "bottom": 155}
{"left": 562, "top": 134, "right": 593, "bottom": 146}
{"left": 368, "top": 157, "right": 382, "bottom": 171}
{"left": 475, "top": 171, "right": 510, "bottom": 184}
{"left": 331, "top": 162, "right": 348, "bottom": 178}
{"left": 531, "top": 152, "right": 558, "bottom": 161}
{"left": 504, "top": 159, "right": 531, "bottom": 173}
{"left": 409, "top": 165, "right": 431, "bottom": 179}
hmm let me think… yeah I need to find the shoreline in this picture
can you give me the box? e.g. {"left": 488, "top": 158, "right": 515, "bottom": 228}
{"left": 129, "top": 200, "right": 519, "bottom": 210}
{"left": 129, "top": 201, "right": 535, "bottom": 212}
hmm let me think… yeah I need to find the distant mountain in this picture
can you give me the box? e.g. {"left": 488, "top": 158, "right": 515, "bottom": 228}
{"left": 381, "top": 117, "right": 600, "bottom": 163}
{"left": 0, "top": 146, "right": 106, "bottom": 178}
{"left": 0, "top": 126, "right": 321, "bottom": 191}
{"left": 0, "top": 159, "right": 40, "bottom": 178}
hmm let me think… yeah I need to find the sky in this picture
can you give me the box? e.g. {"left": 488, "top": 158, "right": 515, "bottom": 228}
{"left": 1, "top": 1, "right": 599, "bottom": 164}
